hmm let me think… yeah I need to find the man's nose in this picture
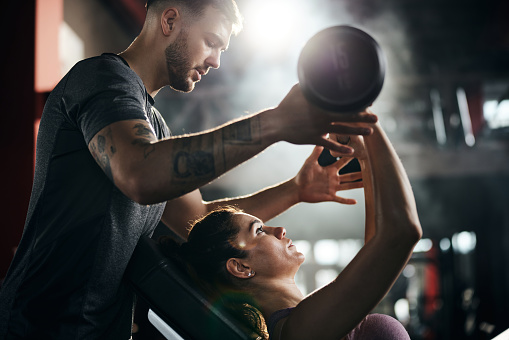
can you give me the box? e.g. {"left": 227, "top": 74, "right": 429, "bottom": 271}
{"left": 206, "top": 50, "right": 221, "bottom": 69}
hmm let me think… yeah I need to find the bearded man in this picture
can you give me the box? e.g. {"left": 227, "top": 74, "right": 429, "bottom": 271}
{"left": 0, "top": 0, "right": 377, "bottom": 338}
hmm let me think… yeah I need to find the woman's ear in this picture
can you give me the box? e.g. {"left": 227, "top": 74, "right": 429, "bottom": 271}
{"left": 161, "top": 7, "right": 180, "bottom": 36}
{"left": 226, "top": 258, "right": 254, "bottom": 279}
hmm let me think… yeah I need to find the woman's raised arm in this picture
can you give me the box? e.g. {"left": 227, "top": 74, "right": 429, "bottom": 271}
{"left": 279, "top": 121, "right": 422, "bottom": 340}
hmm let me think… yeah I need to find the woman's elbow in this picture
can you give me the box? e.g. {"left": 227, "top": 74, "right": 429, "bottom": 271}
{"left": 390, "top": 210, "right": 423, "bottom": 246}
{"left": 381, "top": 220, "right": 422, "bottom": 251}
{"left": 400, "top": 220, "right": 423, "bottom": 248}
{"left": 408, "top": 221, "right": 423, "bottom": 244}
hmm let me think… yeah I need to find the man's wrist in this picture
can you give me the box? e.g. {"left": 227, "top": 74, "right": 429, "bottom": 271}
{"left": 257, "top": 108, "right": 282, "bottom": 147}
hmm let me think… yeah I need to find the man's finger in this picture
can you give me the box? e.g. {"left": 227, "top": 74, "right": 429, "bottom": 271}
{"left": 329, "top": 125, "right": 373, "bottom": 137}
{"left": 320, "top": 137, "right": 354, "bottom": 156}
{"left": 325, "top": 111, "right": 378, "bottom": 124}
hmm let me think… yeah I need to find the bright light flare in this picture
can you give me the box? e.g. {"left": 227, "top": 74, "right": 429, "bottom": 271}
{"left": 484, "top": 99, "right": 509, "bottom": 129}
{"left": 242, "top": 0, "right": 304, "bottom": 55}
{"left": 314, "top": 240, "right": 340, "bottom": 265}
{"left": 293, "top": 240, "right": 311, "bottom": 258}
{"left": 440, "top": 238, "right": 451, "bottom": 252}
{"left": 413, "top": 238, "right": 433, "bottom": 253}
{"left": 452, "top": 231, "right": 476, "bottom": 254}
{"left": 394, "top": 299, "right": 410, "bottom": 323}
{"left": 315, "top": 269, "right": 339, "bottom": 289}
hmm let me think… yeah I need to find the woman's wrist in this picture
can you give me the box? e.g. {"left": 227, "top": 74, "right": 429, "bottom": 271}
{"left": 287, "top": 176, "right": 302, "bottom": 205}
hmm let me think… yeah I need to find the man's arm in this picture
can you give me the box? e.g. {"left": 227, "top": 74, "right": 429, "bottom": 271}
{"left": 89, "top": 114, "right": 269, "bottom": 205}
{"left": 161, "top": 146, "right": 364, "bottom": 240}
{"left": 88, "top": 85, "right": 377, "bottom": 205}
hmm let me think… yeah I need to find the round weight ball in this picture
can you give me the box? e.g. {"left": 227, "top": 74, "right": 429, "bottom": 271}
{"left": 298, "top": 25, "right": 385, "bottom": 113}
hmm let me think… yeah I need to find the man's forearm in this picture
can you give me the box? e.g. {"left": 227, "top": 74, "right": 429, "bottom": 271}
{"left": 132, "top": 112, "right": 277, "bottom": 204}
{"left": 92, "top": 86, "right": 378, "bottom": 206}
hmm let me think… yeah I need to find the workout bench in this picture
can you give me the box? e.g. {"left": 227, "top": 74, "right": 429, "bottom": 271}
{"left": 124, "top": 235, "right": 259, "bottom": 340}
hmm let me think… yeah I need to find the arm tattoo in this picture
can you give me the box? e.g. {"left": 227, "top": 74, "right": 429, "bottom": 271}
{"left": 90, "top": 132, "right": 114, "bottom": 182}
{"left": 90, "top": 123, "right": 157, "bottom": 182}
{"left": 132, "top": 138, "right": 156, "bottom": 158}
{"left": 173, "top": 150, "right": 215, "bottom": 178}
{"left": 223, "top": 117, "right": 261, "bottom": 145}
{"left": 131, "top": 123, "right": 156, "bottom": 158}
{"left": 133, "top": 123, "right": 154, "bottom": 137}
{"left": 97, "top": 135, "right": 106, "bottom": 153}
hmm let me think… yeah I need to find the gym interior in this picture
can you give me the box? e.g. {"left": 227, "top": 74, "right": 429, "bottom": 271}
{"left": 2, "top": 0, "right": 509, "bottom": 339}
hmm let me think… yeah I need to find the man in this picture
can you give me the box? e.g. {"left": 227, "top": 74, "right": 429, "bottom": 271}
{"left": 0, "top": 0, "right": 377, "bottom": 338}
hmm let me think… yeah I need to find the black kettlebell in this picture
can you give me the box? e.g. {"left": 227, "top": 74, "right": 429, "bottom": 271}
{"left": 298, "top": 25, "right": 385, "bottom": 113}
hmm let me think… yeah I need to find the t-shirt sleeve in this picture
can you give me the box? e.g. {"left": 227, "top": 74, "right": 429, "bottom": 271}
{"left": 150, "top": 106, "right": 172, "bottom": 139}
{"left": 62, "top": 56, "right": 149, "bottom": 144}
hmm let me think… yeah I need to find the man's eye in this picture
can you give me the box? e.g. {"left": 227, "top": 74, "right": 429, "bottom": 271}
{"left": 207, "top": 40, "right": 215, "bottom": 48}
{"left": 256, "top": 226, "right": 264, "bottom": 234}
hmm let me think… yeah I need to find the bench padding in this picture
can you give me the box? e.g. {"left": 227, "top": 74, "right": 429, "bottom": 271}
{"left": 124, "top": 235, "right": 257, "bottom": 340}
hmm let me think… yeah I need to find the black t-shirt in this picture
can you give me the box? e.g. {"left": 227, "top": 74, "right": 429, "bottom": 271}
{"left": 0, "top": 54, "right": 170, "bottom": 339}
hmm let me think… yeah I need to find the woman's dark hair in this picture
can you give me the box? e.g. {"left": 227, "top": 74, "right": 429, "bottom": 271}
{"left": 158, "top": 206, "right": 268, "bottom": 339}
{"left": 146, "top": 0, "right": 243, "bottom": 35}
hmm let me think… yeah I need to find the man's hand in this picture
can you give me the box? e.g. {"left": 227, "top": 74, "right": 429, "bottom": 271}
{"left": 268, "top": 84, "right": 378, "bottom": 156}
{"left": 329, "top": 134, "right": 368, "bottom": 161}
{"left": 294, "top": 146, "right": 364, "bottom": 205}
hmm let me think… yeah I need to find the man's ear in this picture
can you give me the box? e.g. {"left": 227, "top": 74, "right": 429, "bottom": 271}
{"left": 161, "top": 7, "right": 180, "bottom": 36}
{"left": 226, "top": 258, "right": 253, "bottom": 279}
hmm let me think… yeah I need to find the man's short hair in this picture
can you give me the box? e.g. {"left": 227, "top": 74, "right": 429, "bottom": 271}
{"left": 146, "top": 0, "right": 243, "bottom": 35}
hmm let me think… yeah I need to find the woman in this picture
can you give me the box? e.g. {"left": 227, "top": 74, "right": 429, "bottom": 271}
{"left": 159, "top": 118, "right": 422, "bottom": 339}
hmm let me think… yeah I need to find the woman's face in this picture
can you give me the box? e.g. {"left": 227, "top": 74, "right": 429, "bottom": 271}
{"left": 232, "top": 213, "right": 305, "bottom": 279}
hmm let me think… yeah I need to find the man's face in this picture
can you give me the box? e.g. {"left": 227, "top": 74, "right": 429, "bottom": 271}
{"left": 165, "top": 29, "right": 193, "bottom": 92}
{"left": 165, "top": 6, "right": 233, "bottom": 93}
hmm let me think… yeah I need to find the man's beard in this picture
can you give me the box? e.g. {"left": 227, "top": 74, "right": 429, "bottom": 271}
{"left": 165, "top": 30, "right": 194, "bottom": 93}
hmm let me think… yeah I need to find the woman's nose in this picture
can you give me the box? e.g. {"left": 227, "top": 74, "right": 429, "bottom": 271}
{"left": 272, "top": 226, "right": 286, "bottom": 240}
